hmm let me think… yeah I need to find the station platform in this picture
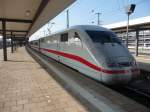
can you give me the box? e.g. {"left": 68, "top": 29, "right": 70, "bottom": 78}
{"left": 0, "top": 47, "right": 149, "bottom": 112}
{"left": 135, "top": 55, "right": 150, "bottom": 72}
{"left": 129, "top": 48, "right": 150, "bottom": 72}
{"left": 0, "top": 47, "right": 90, "bottom": 112}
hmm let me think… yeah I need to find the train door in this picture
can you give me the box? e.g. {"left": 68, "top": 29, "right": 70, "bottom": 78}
{"left": 59, "top": 33, "right": 68, "bottom": 63}
{"left": 54, "top": 34, "right": 60, "bottom": 61}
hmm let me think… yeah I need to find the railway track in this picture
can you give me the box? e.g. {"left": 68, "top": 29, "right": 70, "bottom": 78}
{"left": 125, "top": 86, "right": 150, "bottom": 98}
{"left": 109, "top": 77, "right": 150, "bottom": 108}
{"left": 140, "top": 70, "right": 150, "bottom": 79}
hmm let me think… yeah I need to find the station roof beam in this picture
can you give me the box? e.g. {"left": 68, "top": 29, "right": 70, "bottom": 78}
{"left": 104, "top": 16, "right": 150, "bottom": 33}
{"left": 0, "top": 0, "right": 76, "bottom": 61}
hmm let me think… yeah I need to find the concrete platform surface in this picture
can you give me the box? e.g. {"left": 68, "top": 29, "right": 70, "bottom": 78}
{"left": 0, "top": 47, "right": 90, "bottom": 112}
{"left": 135, "top": 55, "right": 150, "bottom": 64}
{"left": 135, "top": 55, "right": 150, "bottom": 72}
{"left": 130, "top": 49, "right": 150, "bottom": 72}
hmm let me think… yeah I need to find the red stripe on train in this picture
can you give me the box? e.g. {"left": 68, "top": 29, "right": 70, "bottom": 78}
{"left": 41, "top": 48, "right": 101, "bottom": 71}
{"left": 41, "top": 48, "right": 138, "bottom": 74}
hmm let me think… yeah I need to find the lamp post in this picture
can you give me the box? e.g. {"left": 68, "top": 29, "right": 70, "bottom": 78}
{"left": 66, "top": 9, "right": 69, "bottom": 28}
{"left": 125, "top": 4, "right": 136, "bottom": 48}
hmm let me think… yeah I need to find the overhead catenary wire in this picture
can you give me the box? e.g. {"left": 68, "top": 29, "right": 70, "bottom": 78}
{"left": 103, "top": 0, "right": 148, "bottom": 16}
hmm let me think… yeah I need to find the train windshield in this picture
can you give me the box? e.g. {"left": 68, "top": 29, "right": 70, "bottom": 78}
{"left": 86, "top": 30, "right": 121, "bottom": 44}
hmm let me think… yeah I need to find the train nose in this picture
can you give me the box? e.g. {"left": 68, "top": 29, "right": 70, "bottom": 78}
{"left": 101, "top": 66, "right": 140, "bottom": 85}
{"left": 101, "top": 69, "right": 131, "bottom": 85}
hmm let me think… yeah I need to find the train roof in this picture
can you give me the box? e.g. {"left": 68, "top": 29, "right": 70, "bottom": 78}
{"left": 69, "top": 25, "right": 112, "bottom": 32}
{"left": 48, "top": 25, "right": 112, "bottom": 34}
{"left": 49, "top": 25, "right": 113, "bottom": 35}
{"left": 37, "top": 25, "right": 113, "bottom": 41}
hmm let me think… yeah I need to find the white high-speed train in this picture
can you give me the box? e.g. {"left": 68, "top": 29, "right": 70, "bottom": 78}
{"left": 30, "top": 25, "right": 140, "bottom": 85}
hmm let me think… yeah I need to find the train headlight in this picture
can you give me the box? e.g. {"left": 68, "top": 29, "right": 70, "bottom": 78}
{"left": 131, "top": 60, "right": 137, "bottom": 67}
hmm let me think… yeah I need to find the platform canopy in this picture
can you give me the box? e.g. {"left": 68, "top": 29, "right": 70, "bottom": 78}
{"left": 104, "top": 16, "right": 150, "bottom": 33}
{"left": 0, "top": 0, "right": 76, "bottom": 38}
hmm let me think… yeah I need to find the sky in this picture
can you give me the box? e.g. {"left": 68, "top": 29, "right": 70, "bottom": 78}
{"left": 29, "top": 0, "right": 150, "bottom": 41}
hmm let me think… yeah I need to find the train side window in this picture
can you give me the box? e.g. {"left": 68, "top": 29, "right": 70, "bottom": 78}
{"left": 61, "top": 33, "right": 68, "bottom": 42}
{"left": 74, "top": 32, "right": 81, "bottom": 42}
{"left": 74, "top": 32, "right": 79, "bottom": 38}
{"left": 74, "top": 32, "right": 82, "bottom": 46}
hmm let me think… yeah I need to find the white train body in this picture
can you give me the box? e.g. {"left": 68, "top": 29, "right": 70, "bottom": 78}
{"left": 30, "top": 25, "right": 140, "bottom": 85}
